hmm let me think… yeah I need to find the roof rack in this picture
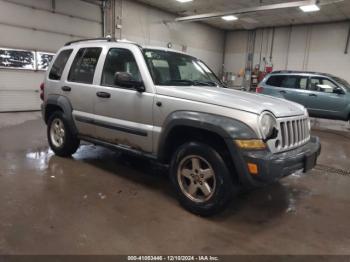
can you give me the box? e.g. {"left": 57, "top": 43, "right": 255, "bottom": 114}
{"left": 64, "top": 37, "right": 143, "bottom": 49}
{"left": 64, "top": 37, "right": 115, "bottom": 46}
{"left": 271, "top": 70, "right": 329, "bottom": 76}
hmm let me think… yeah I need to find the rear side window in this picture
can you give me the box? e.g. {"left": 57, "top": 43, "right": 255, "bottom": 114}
{"left": 266, "top": 75, "right": 285, "bottom": 87}
{"left": 49, "top": 49, "right": 73, "bottom": 80}
{"left": 267, "top": 75, "right": 308, "bottom": 89}
{"left": 281, "top": 76, "right": 299, "bottom": 89}
{"left": 68, "top": 47, "right": 102, "bottom": 84}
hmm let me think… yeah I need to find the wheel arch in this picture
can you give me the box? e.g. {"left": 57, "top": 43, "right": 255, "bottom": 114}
{"left": 44, "top": 95, "right": 78, "bottom": 135}
{"left": 157, "top": 111, "right": 258, "bottom": 179}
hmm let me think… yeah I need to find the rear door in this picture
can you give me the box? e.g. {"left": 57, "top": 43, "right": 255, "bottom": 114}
{"left": 279, "top": 75, "right": 309, "bottom": 106}
{"left": 262, "top": 75, "right": 285, "bottom": 96}
{"left": 62, "top": 47, "right": 102, "bottom": 137}
{"left": 303, "top": 76, "right": 347, "bottom": 118}
{"left": 264, "top": 74, "right": 308, "bottom": 106}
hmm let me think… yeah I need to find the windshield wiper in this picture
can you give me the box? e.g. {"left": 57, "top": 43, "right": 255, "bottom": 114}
{"left": 163, "top": 79, "right": 219, "bottom": 87}
{"left": 192, "top": 80, "right": 217, "bottom": 86}
{"left": 163, "top": 80, "right": 194, "bottom": 86}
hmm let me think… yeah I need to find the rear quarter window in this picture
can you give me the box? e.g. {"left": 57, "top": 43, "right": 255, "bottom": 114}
{"left": 49, "top": 49, "right": 73, "bottom": 80}
{"left": 266, "top": 75, "right": 285, "bottom": 87}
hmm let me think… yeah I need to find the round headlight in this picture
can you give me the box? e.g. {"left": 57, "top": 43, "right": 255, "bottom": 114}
{"left": 259, "top": 112, "right": 277, "bottom": 140}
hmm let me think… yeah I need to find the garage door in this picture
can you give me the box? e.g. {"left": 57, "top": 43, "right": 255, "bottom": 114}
{"left": 0, "top": 70, "right": 44, "bottom": 112}
{"left": 0, "top": 0, "right": 102, "bottom": 112}
{"left": 0, "top": 90, "right": 41, "bottom": 112}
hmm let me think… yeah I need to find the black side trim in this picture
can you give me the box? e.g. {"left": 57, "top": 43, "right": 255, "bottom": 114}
{"left": 79, "top": 135, "right": 159, "bottom": 162}
{"left": 75, "top": 116, "right": 94, "bottom": 125}
{"left": 75, "top": 116, "right": 148, "bottom": 137}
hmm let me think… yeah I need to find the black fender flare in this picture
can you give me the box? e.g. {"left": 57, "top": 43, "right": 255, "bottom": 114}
{"left": 157, "top": 111, "right": 258, "bottom": 161}
{"left": 44, "top": 95, "right": 78, "bottom": 135}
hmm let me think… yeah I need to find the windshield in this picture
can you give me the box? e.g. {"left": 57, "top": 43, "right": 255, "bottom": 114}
{"left": 143, "top": 49, "right": 221, "bottom": 86}
{"left": 333, "top": 76, "right": 350, "bottom": 91}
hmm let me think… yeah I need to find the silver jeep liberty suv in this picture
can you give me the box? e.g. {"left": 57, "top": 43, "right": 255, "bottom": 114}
{"left": 41, "top": 38, "right": 321, "bottom": 216}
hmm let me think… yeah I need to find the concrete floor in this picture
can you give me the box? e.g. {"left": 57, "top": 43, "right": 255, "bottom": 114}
{"left": 0, "top": 112, "right": 350, "bottom": 255}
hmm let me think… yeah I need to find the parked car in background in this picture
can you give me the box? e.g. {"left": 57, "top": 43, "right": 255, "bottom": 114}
{"left": 257, "top": 71, "right": 350, "bottom": 121}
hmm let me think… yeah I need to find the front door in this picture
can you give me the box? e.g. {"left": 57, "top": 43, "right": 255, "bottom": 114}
{"left": 304, "top": 76, "right": 347, "bottom": 118}
{"left": 92, "top": 47, "right": 154, "bottom": 153}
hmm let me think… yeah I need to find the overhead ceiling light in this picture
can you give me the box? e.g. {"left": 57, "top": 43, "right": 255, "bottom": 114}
{"left": 176, "top": 0, "right": 193, "bottom": 3}
{"left": 299, "top": 4, "right": 320, "bottom": 12}
{"left": 222, "top": 15, "right": 238, "bottom": 21}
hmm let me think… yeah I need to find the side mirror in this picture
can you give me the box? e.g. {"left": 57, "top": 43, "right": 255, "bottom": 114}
{"left": 114, "top": 72, "right": 145, "bottom": 92}
{"left": 333, "top": 87, "right": 345, "bottom": 95}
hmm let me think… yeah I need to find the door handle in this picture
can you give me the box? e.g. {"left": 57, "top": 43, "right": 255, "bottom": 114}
{"left": 61, "top": 86, "right": 71, "bottom": 92}
{"left": 279, "top": 90, "right": 287, "bottom": 94}
{"left": 96, "top": 92, "right": 111, "bottom": 98}
{"left": 309, "top": 93, "right": 317, "bottom": 97}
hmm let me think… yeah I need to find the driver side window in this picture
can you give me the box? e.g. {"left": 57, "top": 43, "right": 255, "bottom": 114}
{"left": 101, "top": 48, "right": 141, "bottom": 87}
{"left": 309, "top": 77, "right": 337, "bottom": 93}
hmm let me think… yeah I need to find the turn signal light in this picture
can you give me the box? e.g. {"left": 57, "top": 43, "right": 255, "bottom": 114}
{"left": 247, "top": 163, "right": 259, "bottom": 176}
{"left": 235, "top": 139, "right": 266, "bottom": 150}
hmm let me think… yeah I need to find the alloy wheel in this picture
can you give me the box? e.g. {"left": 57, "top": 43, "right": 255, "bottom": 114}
{"left": 177, "top": 155, "right": 216, "bottom": 203}
{"left": 50, "top": 118, "right": 65, "bottom": 148}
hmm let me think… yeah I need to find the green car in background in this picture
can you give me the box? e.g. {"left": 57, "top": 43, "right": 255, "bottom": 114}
{"left": 257, "top": 71, "right": 350, "bottom": 121}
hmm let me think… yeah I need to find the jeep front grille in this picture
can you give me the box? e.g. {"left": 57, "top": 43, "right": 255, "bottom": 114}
{"left": 278, "top": 117, "right": 310, "bottom": 151}
{"left": 268, "top": 116, "right": 310, "bottom": 153}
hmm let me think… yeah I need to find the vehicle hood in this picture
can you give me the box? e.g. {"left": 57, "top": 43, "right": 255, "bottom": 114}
{"left": 155, "top": 85, "right": 305, "bottom": 118}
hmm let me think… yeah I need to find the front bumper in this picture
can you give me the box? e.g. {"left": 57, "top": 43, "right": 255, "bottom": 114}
{"left": 228, "top": 136, "right": 321, "bottom": 188}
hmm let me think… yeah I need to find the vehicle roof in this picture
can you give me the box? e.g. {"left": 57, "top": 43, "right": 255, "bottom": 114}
{"left": 270, "top": 70, "right": 336, "bottom": 78}
{"left": 142, "top": 45, "right": 189, "bottom": 56}
{"left": 64, "top": 37, "right": 141, "bottom": 47}
{"left": 64, "top": 38, "right": 190, "bottom": 56}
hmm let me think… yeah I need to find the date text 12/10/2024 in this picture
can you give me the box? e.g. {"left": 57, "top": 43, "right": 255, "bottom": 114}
{"left": 127, "top": 256, "right": 220, "bottom": 261}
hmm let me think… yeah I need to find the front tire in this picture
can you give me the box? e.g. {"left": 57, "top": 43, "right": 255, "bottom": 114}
{"left": 47, "top": 111, "right": 80, "bottom": 157}
{"left": 170, "top": 142, "right": 236, "bottom": 216}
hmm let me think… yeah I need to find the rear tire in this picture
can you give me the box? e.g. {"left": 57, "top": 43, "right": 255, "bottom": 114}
{"left": 170, "top": 142, "right": 236, "bottom": 216}
{"left": 47, "top": 111, "right": 80, "bottom": 157}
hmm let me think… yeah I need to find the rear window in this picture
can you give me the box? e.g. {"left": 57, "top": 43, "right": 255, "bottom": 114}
{"left": 68, "top": 47, "right": 102, "bottom": 84}
{"left": 49, "top": 49, "right": 73, "bottom": 80}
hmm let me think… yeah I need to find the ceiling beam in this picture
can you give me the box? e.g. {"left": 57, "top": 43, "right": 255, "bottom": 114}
{"left": 175, "top": 0, "right": 317, "bottom": 22}
{"left": 80, "top": 0, "right": 103, "bottom": 6}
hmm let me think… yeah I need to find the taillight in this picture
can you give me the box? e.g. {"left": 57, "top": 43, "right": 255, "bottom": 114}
{"left": 40, "top": 82, "right": 45, "bottom": 100}
{"left": 256, "top": 86, "right": 263, "bottom": 93}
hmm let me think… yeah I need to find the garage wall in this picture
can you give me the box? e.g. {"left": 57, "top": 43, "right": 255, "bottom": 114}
{"left": 224, "top": 21, "right": 350, "bottom": 84}
{"left": 0, "top": 0, "right": 225, "bottom": 112}
{"left": 224, "top": 30, "right": 249, "bottom": 77}
{"left": 115, "top": 0, "right": 225, "bottom": 75}
{"left": 0, "top": 0, "right": 102, "bottom": 112}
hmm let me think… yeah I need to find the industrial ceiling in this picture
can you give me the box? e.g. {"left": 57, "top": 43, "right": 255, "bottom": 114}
{"left": 136, "top": 0, "right": 350, "bottom": 30}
